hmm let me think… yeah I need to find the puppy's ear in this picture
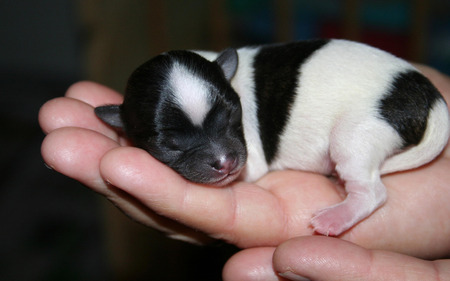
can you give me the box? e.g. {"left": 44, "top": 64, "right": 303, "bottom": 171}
{"left": 215, "top": 48, "right": 238, "bottom": 81}
{"left": 94, "top": 105, "right": 124, "bottom": 128}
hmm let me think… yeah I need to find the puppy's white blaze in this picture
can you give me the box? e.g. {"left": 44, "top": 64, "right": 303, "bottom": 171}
{"left": 169, "top": 62, "right": 211, "bottom": 126}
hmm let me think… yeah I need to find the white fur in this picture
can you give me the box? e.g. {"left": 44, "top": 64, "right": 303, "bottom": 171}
{"left": 169, "top": 62, "right": 211, "bottom": 126}
{"left": 232, "top": 47, "right": 270, "bottom": 181}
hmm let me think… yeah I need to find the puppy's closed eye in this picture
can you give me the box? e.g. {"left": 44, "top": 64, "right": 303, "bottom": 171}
{"left": 164, "top": 135, "right": 184, "bottom": 151}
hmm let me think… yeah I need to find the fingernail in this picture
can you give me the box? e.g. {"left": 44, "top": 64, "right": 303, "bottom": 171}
{"left": 44, "top": 162, "right": 54, "bottom": 170}
{"left": 278, "top": 271, "right": 311, "bottom": 281}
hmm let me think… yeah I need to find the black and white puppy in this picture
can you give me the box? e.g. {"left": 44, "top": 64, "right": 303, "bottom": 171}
{"left": 95, "top": 39, "right": 450, "bottom": 236}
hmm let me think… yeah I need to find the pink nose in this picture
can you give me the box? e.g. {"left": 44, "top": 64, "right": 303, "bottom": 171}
{"left": 211, "top": 154, "right": 238, "bottom": 174}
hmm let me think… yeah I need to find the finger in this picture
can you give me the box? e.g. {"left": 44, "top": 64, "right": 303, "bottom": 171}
{"left": 39, "top": 81, "right": 123, "bottom": 135}
{"left": 222, "top": 247, "right": 282, "bottom": 281}
{"left": 41, "top": 127, "right": 120, "bottom": 189}
{"left": 41, "top": 127, "right": 211, "bottom": 243}
{"left": 100, "top": 146, "right": 316, "bottom": 247}
{"left": 273, "top": 236, "right": 450, "bottom": 281}
{"left": 39, "top": 97, "right": 117, "bottom": 139}
{"left": 65, "top": 81, "right": 124, "bottom": 106}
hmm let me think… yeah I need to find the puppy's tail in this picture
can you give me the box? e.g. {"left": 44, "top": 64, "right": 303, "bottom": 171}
{"left": 381, "top": 100, "right": 449, "bottom": 175}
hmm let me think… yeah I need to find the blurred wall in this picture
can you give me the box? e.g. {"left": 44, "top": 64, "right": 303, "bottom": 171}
{"left": 0, "top": 0, "right": 81, "bottom": 78}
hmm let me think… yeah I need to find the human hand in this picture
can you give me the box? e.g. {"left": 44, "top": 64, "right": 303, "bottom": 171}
{"left": 223, "top": 236, "right": 450, "bottom": 281}
{"left": 39, "top": 65, "right": 450, "bottom": 257}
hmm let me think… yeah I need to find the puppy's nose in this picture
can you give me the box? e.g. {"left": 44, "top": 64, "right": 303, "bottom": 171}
{"left": 211, "top": 153, "right": 238, "bottom": 174}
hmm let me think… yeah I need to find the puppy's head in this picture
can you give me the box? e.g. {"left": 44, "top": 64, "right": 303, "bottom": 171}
{"left": 95, "top": 49, "right": 247, "bottom": 185}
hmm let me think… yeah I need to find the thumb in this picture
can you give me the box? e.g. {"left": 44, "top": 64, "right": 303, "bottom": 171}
{"left": 273, "top": 236, "right": 449, "bottom": 281}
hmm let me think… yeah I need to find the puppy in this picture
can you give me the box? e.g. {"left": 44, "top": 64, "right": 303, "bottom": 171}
{"left": 95, "top": 39, "right": 450, "bottom": 236}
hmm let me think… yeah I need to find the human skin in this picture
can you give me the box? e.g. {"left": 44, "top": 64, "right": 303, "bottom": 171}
{"left": 222, "top": 236, "right": 450, "bottom": 281}
{"left": 39, "top": 64, "right": 450, "bottom": 279}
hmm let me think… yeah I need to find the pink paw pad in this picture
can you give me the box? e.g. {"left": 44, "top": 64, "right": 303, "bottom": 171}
{"left": 310, "top": 204, "right": 356, "bottom": 236}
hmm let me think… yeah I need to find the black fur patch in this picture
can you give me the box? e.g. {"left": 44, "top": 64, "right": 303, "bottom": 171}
{"left": 378, "top": 70, "right": 443, "bottom": 147}
{"left": 252, "top": 39, "right": 330, "bottom": 163}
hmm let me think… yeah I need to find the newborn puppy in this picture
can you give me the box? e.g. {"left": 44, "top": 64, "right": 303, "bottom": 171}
{"left": 95, "top": 39, "right": 450, "bottom": 236}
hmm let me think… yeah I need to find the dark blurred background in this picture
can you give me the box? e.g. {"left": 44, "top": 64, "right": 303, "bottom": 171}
{"left": 1, "top": 0, "right": 449, "bottom": 280}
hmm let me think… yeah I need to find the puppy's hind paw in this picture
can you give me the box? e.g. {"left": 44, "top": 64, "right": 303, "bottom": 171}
{"left": 310, "top": 205, "right": 356, "bottom": 236}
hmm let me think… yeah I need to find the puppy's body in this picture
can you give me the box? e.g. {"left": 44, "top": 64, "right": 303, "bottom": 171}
{"left": 96, "top": 39, "right": 450, "bottom": 236}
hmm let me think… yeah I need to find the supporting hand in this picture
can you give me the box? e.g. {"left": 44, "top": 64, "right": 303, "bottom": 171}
{"left": 39, "top": 65, "right": 450, "bottom": 258}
